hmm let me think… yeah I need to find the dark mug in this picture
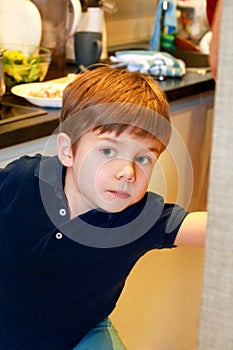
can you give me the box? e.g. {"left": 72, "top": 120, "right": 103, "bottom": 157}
{"left": 74, "top": 31, "right": 102, "bottom": 69}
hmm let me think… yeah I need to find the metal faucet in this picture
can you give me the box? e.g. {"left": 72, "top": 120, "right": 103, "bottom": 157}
{"left": 0, "top": 52, "right": 6, "bottom": 99}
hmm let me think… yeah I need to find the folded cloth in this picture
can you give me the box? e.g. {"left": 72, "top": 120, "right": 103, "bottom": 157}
{"left": 111, "top": 50, "right": 186, "bottom": 78}
{"left": 149, "top": 0, "right": 177, "bottom": 51}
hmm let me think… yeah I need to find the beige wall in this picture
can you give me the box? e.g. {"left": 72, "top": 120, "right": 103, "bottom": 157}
{"left": 105, "top": 0, "right": 158, "bottom": 47}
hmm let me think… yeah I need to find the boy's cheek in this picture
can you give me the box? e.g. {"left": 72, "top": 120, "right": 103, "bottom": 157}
{"left": 136, "top": 165, "right": 153, "bottom": 183}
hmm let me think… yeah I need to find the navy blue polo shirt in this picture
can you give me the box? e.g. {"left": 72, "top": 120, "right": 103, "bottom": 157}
{"left": 0, "top": 155, "right": 187, "bottom": 350}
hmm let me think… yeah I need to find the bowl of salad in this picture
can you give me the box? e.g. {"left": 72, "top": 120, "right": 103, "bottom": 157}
{"left": 0, "top": 44, "right": 51, "bottom": 89}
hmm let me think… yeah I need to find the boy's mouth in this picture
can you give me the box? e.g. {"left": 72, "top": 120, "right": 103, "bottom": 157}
{"left": 108, "top": 190, "right": 130, "bottom": 199}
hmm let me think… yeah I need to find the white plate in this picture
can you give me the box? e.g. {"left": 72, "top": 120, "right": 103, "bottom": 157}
{"left": 11, "top": 83, "right": 66, "bottom": 108}
{"left": 0, "top": 0, "right": 42, "bottom": 47}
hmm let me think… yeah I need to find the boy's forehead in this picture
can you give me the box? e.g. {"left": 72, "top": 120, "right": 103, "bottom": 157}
{"left": 92, "top": 128, "right": 162, "bottom": 150}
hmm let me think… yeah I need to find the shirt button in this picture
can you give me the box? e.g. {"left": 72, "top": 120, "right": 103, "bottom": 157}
{"left": 55, "top": 232, "right": 63, "bottom": 240}
{"left": 59, "top": 208, "right": 66, "bottom": 216}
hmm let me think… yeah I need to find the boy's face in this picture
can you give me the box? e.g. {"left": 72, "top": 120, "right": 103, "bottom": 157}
{"left": 58, "top": 129, "right": 162, "bottom": 217}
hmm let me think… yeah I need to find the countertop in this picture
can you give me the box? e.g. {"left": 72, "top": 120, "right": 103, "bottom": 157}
{"left": 0, "top": 64, "right": 215, "bottom": 150}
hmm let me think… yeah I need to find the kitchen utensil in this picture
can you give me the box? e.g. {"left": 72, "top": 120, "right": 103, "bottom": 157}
{"left": 199, "top": 31, "right": 212, "bottom": 54}
{"left": 32, "top": 0, "right": 82, "bottom": 70}
{"left": 174, "top": 36, "right": 201, "bottom": 52}
{"left": 0, "top": 44, "right": 51, "bottom": 89}
{"left": 74, "top": 32, "right": 102, "bottom": 70}
{"left": 0, "top": 0, "right": 42, "bottom": 47}
{"left": 11, "top": 83, "right": 64, "bottom": 108}
{"left": 66, "top": 0, "right": 117, "bottom": 62}
{"left": 76, "top": 7, "right": 104, "bottom": 33}
{"left": 11, "top": 74, "right": 77, "bottom": 108}
{"left": 66, "top": 6, "right": 107, "bottom": 61}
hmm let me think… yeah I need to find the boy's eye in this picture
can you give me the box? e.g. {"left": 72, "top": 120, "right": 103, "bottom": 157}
{"left": 135, "top": 156, "right": 150, "bottom": 164}
{"left": 101, "top": 148, "right": 116, "bottom": 157}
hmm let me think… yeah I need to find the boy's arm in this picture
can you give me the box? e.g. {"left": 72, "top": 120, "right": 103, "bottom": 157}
{"left": 174, "top": 212, "right": 207, "bottom": 247}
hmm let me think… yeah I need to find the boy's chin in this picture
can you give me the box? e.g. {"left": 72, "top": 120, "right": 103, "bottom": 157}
{"left": 97, "top": 201, "right": 131, "bottom": 214}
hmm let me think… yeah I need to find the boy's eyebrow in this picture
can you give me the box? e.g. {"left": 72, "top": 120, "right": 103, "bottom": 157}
{"left": 97, "top": 136, "right": 161, "bottom": 154}
{"left": 96, "top": 137, "right": 125, "bottom": 147}
{"left": 147, "top": 146, "right": 161, "bottom": 154}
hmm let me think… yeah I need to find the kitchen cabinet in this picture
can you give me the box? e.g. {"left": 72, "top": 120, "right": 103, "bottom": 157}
{"left": 150, "top": 90, "right": 214, "bottom": 211}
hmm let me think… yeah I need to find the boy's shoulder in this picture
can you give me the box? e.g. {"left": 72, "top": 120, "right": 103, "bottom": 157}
{"left": 1, "top": 154, "right": 43, "bottom": 177}
{"left": 0, "top": 154, "right": 47, "bottom": 205}
{"left": 0, "top": 154, "right": 48, "bottom": 193}
{"left": 0, "top": 154, "right": 62, "bottom": 192}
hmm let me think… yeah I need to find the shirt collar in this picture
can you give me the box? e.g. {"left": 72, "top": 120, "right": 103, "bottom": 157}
{"left": 34, "top": 156, "right": 109, "bottom": 220}
{"left": 34, "top": 155, "right": 66, "bottom": 199}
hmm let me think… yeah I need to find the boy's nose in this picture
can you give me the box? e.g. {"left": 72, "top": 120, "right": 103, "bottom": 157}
{"left": 116, "top": 164, "right": 135, "bottom": 183}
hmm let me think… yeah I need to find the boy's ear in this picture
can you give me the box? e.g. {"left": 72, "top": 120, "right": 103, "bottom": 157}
{"left": 57, "top": 132, "right": 73, "bottom": 167}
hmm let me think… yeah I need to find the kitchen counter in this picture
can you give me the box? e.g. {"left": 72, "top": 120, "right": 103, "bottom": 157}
{"left": 0, "top": 66, "right": 215, "bottom": 150}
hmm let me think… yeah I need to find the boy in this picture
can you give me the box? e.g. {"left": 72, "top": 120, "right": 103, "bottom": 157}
{"left": 0, "top": 67, "right": 206, "bottom": 349}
